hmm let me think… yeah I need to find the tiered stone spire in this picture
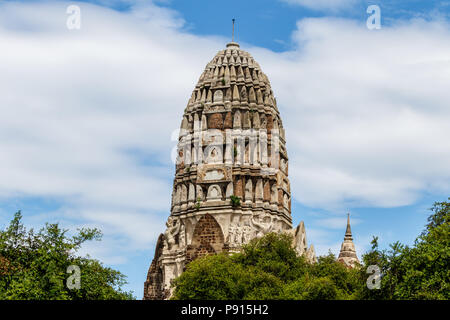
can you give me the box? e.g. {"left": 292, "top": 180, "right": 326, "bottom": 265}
{"left": 337, "top": 213, "right": 359, "bottom": 268}
{"left": 144, "top": 41, "right": 315, "bottom": 300}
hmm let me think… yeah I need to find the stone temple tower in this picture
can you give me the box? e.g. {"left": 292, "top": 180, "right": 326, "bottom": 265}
{"left": 144, "top": 42, "right": 315, "bottom": 300}
{"left": 337, "top": 213, "right": 359, "bottom": 268}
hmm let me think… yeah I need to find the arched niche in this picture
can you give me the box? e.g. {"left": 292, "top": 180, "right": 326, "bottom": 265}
{"left": 207, "top": 184, "right": 222, "bottom": 201}
{"left": 186, "top": 214, "right": 225, "bottom": 263}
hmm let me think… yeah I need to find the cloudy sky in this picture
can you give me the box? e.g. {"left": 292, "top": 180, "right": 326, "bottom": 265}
{"left": 0, "top": 0, "right": 449, "bottom": 297}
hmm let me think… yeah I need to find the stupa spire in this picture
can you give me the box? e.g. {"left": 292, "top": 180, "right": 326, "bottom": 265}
{"left": 345, "top": 212, "right": 352, "bottom": 239}
{"left": 337, "top": 212, "right": 359, "bottom": 268}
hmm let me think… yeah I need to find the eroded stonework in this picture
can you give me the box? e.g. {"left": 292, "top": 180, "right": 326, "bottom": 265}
{"left": 144, "top": 42, "right": 316, "bottom": 300}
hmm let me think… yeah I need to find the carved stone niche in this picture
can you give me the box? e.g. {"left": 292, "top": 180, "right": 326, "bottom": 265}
{"left": 206, "top": 184, "right": 222, "bottom": 201}
{"left": 197, "top": 164, "right": 232, "bottom": 184}
{"left": 204, "top": 144, "right": 223, "bottom": 164}
{"left": 213, "top": 89, "right": 224, "bottom": 103}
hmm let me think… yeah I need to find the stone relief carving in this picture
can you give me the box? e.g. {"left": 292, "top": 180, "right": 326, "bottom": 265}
{"left": 242, "top": 222, "right": 255, "bottom": 244}
{"left": 164, "top": 216, "right": 181, "bottom": 251}
{"left": 227, "top": 214, "right": 282, "bottom": 246}
{"left": 227, "top": 219, "right": 255, "bottom": 246}
{"left": 251, "top": 214, "right": 274, "bottom": 238}
{"left": 227, "top": 224, "right": 243, "bottom": 245}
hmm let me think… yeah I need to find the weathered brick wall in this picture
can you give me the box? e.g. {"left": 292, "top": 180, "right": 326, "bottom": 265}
{"left": 224, "top": 112, "right": 232, "bottom": 129}
{"left": 186, "top": 214, "right": 225, "bottom": 263}
{"left": 234, "top": 177, "right": 243, "bottom": 198}
{"left": 208, "top": 113, "right": 223, "bottom": 129}
{"left": 143, "top": 233, "right": 167, "bottom": 300}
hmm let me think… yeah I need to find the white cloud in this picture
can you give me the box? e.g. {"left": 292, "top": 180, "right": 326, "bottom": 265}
{"left": 0, "top": 1, "right": 449, "bottom": 267}
{"left": 281, "top": 0, "right": 357, "bottom": 11}
{"left": 251, "top": 17, "right": 450, "bottom": 210}
{"left": 0, "top": 0, "right": 225, "bottom": 261}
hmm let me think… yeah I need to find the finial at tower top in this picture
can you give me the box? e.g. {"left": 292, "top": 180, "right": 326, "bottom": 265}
{"left": 232, "top": 18, "right": 235, "bottom": 42}
{"left": 345, "top": 212, "right": 353, "bottom": 239}
{"left": 226, "top": 19, "right": 240, "bottom": 49}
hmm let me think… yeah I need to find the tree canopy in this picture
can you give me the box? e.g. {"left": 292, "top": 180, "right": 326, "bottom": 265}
{"left": 172, "top": 233, "right": 359, "bottom": 300}
{"left": 0, "top": 211, "right": 134, "bottom": 300}
{"left": 173, "top": 199, "right": 449, "bottom": 300}
{"left": 1, "top": 198, "right": 448, "bottom": 300}
{"left": 356, "top": 199, "right": 449, "bottom": 300}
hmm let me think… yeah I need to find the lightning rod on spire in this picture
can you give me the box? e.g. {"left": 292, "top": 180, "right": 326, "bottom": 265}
{"left": 232, "top": 18, "right": 235, "bottom": 42}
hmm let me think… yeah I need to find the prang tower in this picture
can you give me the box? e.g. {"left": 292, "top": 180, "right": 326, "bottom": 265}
{"left": 144, "top": 42, "right": 315, "bottom": 299}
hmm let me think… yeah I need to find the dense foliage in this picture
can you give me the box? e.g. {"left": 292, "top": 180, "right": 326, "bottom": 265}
{"left": 0, "top": 211, "right": 134, "bottom": 300}
{"left": 1, "top": 199, "right": 447, "bottom": 300}
{"left": 356, "top": 199, "right": 449, "bottom": 300}
{"left": 173, "top": 199, "right": 449, "bottom": 300}
{"left": 173, "top": 233, "right": 359, "bottom": 300}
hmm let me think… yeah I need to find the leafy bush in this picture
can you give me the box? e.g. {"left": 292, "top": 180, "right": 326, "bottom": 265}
{"left": 230, "top": 195, "right": 241, "bottom": 207}
{"left": 282, "top": 275, "right": 344, "bottom": 300}
{"left": 355, "top": 199, "right": 450, "bottom": 300}
{"left": 0, "top": 211, "right": 134, "bottom": 300}
{"left": 172, "top": 232, "right": 345, "bottom": 300}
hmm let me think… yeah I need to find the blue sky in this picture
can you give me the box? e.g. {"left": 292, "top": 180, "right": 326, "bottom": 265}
{"left": 0, "top": 0, "right": 449, "bottom": 298}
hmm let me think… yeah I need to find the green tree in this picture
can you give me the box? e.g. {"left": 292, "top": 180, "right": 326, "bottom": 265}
{"left": 0, "top": 211, "right": 134, "bottom": 300}
{"left": 356, "top": 199, "right": 450, "bottom": 300}
{"left": 355, "top": 237, "right": 405, "bottom": 300}
{"left": 234, "top": 232, "right": 309, "bottom": 282}
{"left": 171, "top": 253, "right": 284, "bottom": 300}
{"left": 172, "top": 232, "right": 350, "bottom": 300}
{"left": 309, "top": 253, "right": 359, "bottom": 299}
{"left": 172, "top": 199, "right": 449, "bottom": 300}
{"left": 395, "top": 200, "right": 449, "bottom": 299}
{"left": 282, "top": 275, "right": 343, "bottom": 300}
